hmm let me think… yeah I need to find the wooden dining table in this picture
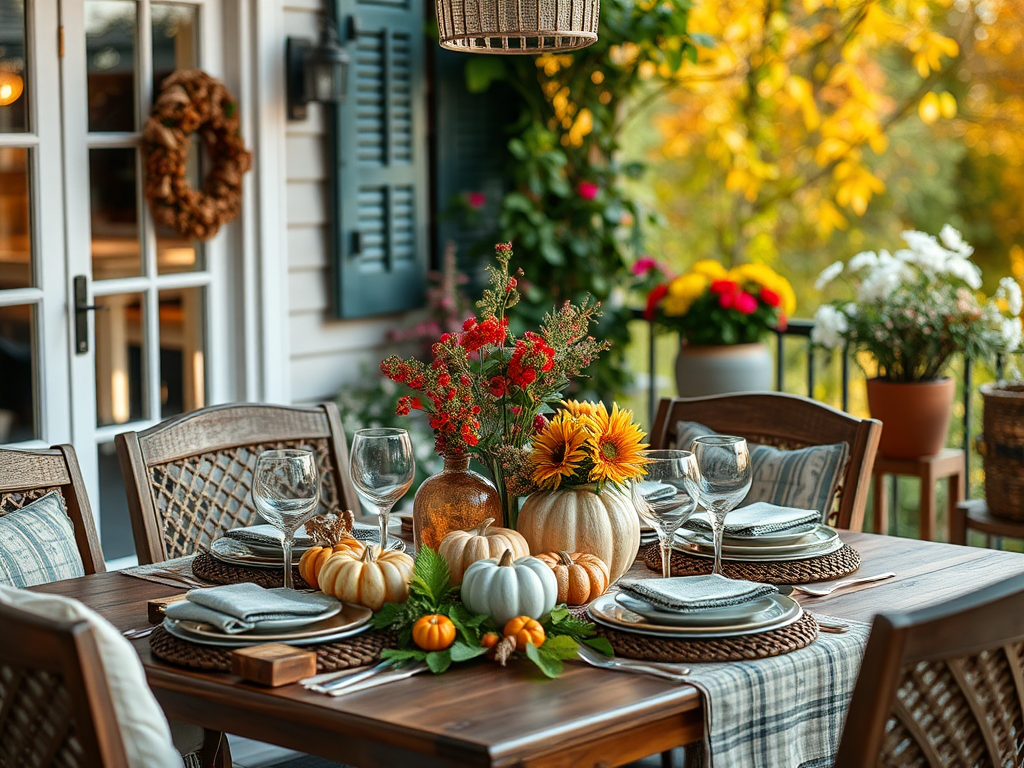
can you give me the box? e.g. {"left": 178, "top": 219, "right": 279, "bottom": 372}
{"left": 30, "top": 531, "right": 1024, "bottom": 768}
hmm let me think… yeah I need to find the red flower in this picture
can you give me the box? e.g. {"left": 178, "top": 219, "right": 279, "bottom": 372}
{"left": 760, "top": 287, "right": 781, "bottom": 308}
{"left": 577, "top": 181, "right": 599, "bottom": 200}
{"left": 710, "top": 279, "right": 738, "bottom": 295}
{"left": 644, "top": 284, "right": 669, "bottom": 321}
{"left": 718, "top": 291, "right": 735, "bottom": 310}
{"left": 460, "top": 316, "right": 507, "bottom": 353}
{"left": 777, "top": 313, "right": 788, "bottom": 333}
{"left": 488, "top": 376, "right": 507, "bottom": 397}
{"left": 533, "top": 414, "right": 548, "bottom": 433}
{"left": 467, "top": 191, "right": 486, "bottom": 209}
{"left": 734, "top": 292, "right": 758, "bottom": 314}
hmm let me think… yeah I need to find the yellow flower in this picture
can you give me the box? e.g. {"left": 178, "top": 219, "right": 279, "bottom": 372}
{"left": 561, "top": 399, "right": 602, "bottom": 418}
{"left": 586, "top": 404, "right": 649, "bottom": 485}
{"left": 691, "top": 260, "right": 729, "bottom": 280}
{"left": 729, "top": 263, "right": 797, "bottom": 316}
{"left": 529, "top": 410, "right": 589, "bottom": 490}
{"left": 663, "top": 273, "right": 710, "bottom": 316}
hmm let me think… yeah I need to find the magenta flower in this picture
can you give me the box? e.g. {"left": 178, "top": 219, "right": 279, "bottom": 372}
{"left": 467, "top": 191, "right": 486, "bottom": 209}
{"left": 632, "top": 257, "right": 659, "bottom": 276}
{"left": 735, "top": 292, "right": 759, "bottom": 315}
{"left": 577, "top": 181, "right": 599, "bottom": 201}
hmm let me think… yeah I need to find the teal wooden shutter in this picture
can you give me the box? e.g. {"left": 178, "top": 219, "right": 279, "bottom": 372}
{"left": 329, "top": 0, "right": 427, "bottom": 318}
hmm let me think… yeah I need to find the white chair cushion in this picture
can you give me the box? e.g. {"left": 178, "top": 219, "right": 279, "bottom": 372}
{"left": 0, "top": 585, "right": 182, "bottom": 768}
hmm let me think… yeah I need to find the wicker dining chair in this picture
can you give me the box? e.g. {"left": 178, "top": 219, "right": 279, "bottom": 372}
{"left": 0, "top": 445, "right": 105, "bottom": 576}
{"left": 649, "top": 393, "right": 882, "bottom": 531}
{"left": 116, "top": 402, "right": 359, "bottom": 564}
{"left": 834, "top": 573, "right": 1024, "bottom": 767}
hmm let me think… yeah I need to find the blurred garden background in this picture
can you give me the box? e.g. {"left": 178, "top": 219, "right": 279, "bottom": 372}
{"left": 342, "top": 0, "right": 1024, "bottom": 545}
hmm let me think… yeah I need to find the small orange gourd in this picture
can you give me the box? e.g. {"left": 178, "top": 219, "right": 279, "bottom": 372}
{"left": 535, "top": 550, "right": 610, "bottom": 605}
{"left": 503, "top": 616, "right": 545, "bottom": 651}
{"left": 298, "top": 537, "right": 364, "bottom": 589}
{"left": 412, "top": 614, "right": 456, "bottom": 651}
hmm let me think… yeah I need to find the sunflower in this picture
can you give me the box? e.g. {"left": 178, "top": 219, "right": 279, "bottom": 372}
{"left": 529, "top": 410, "right": 589, "bottom": 490}
{"left": 586, "top": 403, "right": 649, "bottom": 485}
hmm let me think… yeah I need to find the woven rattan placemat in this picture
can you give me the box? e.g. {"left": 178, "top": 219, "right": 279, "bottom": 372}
{"left": 595, "top": 612, "right": 819, "bottom": 663}
{"left": 149, "top": 625, "right": 397, "bottom": 673}
{"left": 642, "top": 542, "right": 860, "bottom": 584}
{"left": 191, "top": 551, "right": 316, "bottom": 589}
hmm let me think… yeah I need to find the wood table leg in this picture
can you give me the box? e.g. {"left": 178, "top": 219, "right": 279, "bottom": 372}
{"left": 919, "top": 466, "right": 936, "bottom": 542}
{"left": 946, "top": 468, "right": 965, "bottom": 544}
{"left": 950, "top": 502, "right": 968, "bottom": 545}
{"left": 873, "top": 474, "right": 888, "bottom": 535}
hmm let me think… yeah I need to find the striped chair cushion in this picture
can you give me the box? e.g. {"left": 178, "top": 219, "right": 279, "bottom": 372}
{"left": 0, "top": 491, "right": 86, "bottom": 587}
{"left": 676, "top": 420, "right": 849, "bottom": 519}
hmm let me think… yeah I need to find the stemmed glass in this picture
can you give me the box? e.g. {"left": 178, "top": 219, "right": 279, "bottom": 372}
{"left": 349, "top": 428, "right": 415, "bottom": 552}
{"left": 253, "top": 449, "right": 321, "bottom": 590}
{"left": 634, "top": 450, "right": 699, "bottom": 579}
{"left": 682, "top": 436, "right": 752, "bottom": 578}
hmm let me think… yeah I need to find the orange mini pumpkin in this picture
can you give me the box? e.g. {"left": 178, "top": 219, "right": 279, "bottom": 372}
{"left": 535, "top": 551, "right": 610, "bottom": 605}
{"left": 503, "top": 616, "right": 545, "bottom": 651}
{"left": 412, "top": 614, "right": 456, "bottom": 651}
{"left": 298, "top": 537, "right": 364, "bottom": 589}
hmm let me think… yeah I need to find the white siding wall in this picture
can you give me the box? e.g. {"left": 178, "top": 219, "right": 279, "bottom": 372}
{"left": 283, "top": 2, "right": 413, "bottom": 403}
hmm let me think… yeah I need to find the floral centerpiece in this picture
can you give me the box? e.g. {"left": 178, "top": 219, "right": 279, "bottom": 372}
{"left": 811, "top": 225, "right": 1023, "bottom": 457}
{"left": 635, "top": 258, "right": 796, "bottom": 396}
{"left": 381, "top": 243, "right": 610, "bottom": 528}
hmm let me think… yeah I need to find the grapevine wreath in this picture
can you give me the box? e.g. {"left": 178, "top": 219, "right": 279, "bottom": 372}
{"left": 142, "top": 70, "right": 252, "bottom": 241}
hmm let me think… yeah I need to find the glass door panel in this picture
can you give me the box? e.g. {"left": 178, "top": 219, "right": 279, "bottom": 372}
{"left": 0, "top": 0, "right": 29, "bottom": 133}
{"left": 0, "top": 147, "right": 31, "bottom": 289}
{"left": 89, "top": 147, "right": 143, "bottom": 279}
{"left": 94, "top": 291, "right": 146, "bottom": 427}
{"left": 85, "top": 1, "right": 137, "bottom": 133}
{"left": 0, "top": 303, "right": 37, "bottom": 442}
{"left": 158, "top": 286, "right": 205, "bottom": 418}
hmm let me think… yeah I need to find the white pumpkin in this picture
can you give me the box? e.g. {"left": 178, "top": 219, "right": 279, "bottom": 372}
{"left": 439, "top": 517, "right": 531, "bottom": 584}
{"left": 461, "top": 550, "right": 558, "bottom": 625}
{"left": 516, "top": 484, "right": 640, "bottom": 582}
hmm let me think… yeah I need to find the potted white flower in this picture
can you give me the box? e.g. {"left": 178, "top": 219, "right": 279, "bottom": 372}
{"left": 812, "top": 226, "right": 1023, "bottom": 458}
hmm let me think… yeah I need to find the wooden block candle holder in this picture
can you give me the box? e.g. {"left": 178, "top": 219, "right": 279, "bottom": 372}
{"left": 230, "top": 643, "right": 317, "bottom": 687}
{"left": 147, "top": 594, "right": 188, "bottom": 625}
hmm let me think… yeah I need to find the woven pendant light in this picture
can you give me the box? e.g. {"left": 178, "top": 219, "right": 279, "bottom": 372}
{"left": 437, "top": 0, "right": 600, "bottom": 53}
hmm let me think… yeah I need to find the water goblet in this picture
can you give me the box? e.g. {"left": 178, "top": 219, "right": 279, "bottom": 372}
{"left": 681, "top": 435, "right": 752, "bottom": 578}
{"left": 349, "top": 428, "right": 415, "bottom": 553}
{"left": 253, "top": 449, "right": 321, "bottom": 591}
{"left": 634, "top": 450, "right": 699, "bottom": 579}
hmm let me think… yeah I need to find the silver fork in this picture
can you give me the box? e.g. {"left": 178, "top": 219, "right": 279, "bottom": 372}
{"left": 576, "top": 644, "right": 690, "bottom": 682}
{"left": 792, "top": 572, "right": 896, "bottom": 597}
{"left": 122, "top": 625, "right": 158, "bottom": 639}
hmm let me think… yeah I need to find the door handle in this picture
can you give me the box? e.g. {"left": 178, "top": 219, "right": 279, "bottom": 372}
{"left": 73, "top": 275, "right": 105, "bottom": 355}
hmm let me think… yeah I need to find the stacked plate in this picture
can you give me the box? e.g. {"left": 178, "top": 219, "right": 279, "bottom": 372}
{"left": 163, "top": 601, "right": 373, "bottom": 647}
{"left": 674, "top": 525, "right": 841, "bottom": 562}
{"left": 210, "top": 525, "right": 406, "bottom": 569}
{"left": 588, "top": 585, "right": 802, "bottom": 639}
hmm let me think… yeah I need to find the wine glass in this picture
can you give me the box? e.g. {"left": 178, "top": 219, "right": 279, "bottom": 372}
{"left": 349, "top": 428, "right": 415, "bottom": 552}
{"left": 253, "top": 449, "right": 321, "bottom": 590}
{"left": 682, "top": 435, "right": 752, "bottom": 578}
{"left": 634, "top": 450, "right": 699, "bottom": 579}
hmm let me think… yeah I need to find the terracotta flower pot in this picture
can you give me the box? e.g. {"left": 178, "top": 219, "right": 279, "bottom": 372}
{"left": 675, "top": 342, "right": 773, "bottom": 398}
{"left": 865, "top": 378, "right": 955, "bottom": 459}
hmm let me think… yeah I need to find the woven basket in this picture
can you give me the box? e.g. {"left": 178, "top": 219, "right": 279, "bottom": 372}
{"left": 436, "top": 0, "right": 599, "bottom": 53}
{"left": 981, "top": 383, "right": 1024, "bottom": 521}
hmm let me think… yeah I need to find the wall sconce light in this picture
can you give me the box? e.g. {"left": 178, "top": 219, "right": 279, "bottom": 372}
{"left": 0, "top": 70, "right": 24, "bottom": 107}
{"left": 286, "top": 19, "right": 349, "bottom": 121}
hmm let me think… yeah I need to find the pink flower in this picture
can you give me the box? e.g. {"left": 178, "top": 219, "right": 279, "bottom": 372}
{"left": 735, "top": 292, "right": 758, "bottom": 314}
{"left": 578, "top": 181, "right": 599, "bottom": 201}
{"left": 467, "top": 191, "right": 486, "bottom": 209}
{"left": 632, "top": 257, "right": 659, "bottom": 276}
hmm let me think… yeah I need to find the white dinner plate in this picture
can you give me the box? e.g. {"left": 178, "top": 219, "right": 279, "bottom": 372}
{"left": 164, "top": 603, "right": 373, "bottom": 646}
{"left": 210, "top": 530, "right": 405, "bottom": 569}
{"left": 672, "top": 533, "right": 844, "bottom": 562}
{"left": 679, "top": 525, "right": 840, "bottom": 555}
{"left": 588, "top": 593, "right": 802, "bottom": 638}
{"left": 614, "top": 593, "right": 781, "bottom": 627}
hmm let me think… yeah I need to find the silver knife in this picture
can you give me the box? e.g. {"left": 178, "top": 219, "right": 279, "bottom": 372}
{"left": 325, "top": 662, "right": 428, "bottom": 697}
{"left": 310, "top": 660, "right": 392, "bottom": 692}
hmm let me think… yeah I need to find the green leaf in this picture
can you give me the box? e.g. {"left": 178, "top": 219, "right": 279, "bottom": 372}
{"left": 381, "top": 648, "right": 427, "bottom": 664}
{"left": 540, "top": 635, "right": 580, "bottom": 660}
{"left": 450, "top": 640, "right": 489, "bottom": 662}
{"left": 425, "top": 649, "right": 452, "bottom": 674}
{"left": 547, "top": 605, "right": 571, "bottom": 625}
{"left": 411, "top": 546, "right": 454, "bottom": 608}
{"left": 583, "top": 637, "right": 615, "bottom": 657}
{"left": 465, "top": 57, "right": 507, "bottom": 93}
{"left": 371, "top": 601, "right": 410, "bottom": 630}
{"left": 525, "top": 642, "right": 563, "bottom": 678}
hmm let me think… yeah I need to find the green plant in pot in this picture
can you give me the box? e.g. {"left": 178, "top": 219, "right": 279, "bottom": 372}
{"left": 812, "top": 226, "right": 1023, "bottom": 458}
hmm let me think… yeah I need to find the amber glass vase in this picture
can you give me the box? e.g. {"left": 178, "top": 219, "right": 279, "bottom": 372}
{"left": 412, "top": 454, "right": 503, "bottom": 550}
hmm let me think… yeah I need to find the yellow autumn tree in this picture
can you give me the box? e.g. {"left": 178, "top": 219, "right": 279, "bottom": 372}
{"left": 654, "top": 0, "right": 970, "bottom": 264}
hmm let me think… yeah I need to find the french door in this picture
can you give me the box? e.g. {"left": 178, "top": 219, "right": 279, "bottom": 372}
{"left": 0, "top": 0, "right": 235, "bottom": 564}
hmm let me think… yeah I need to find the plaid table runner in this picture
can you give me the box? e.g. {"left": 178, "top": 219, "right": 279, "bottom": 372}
{"left": 686, "top": 614, "right": 871, "bottom": 767}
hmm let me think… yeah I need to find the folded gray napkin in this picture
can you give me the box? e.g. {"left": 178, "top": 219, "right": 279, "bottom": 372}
{"left": 165, "top": 583, "right": 337, "bottom": 634}
{"left": 222, "top": 524, "right": 313, "bottom": 547}
{"left": 684, "top": 502, "right": 820, "bottom": 538}
{"left": 618, "top": 574, "right": 777, "bottom": 612}
{"left": 637, "top": 480, "right": 679, "bottom": 504}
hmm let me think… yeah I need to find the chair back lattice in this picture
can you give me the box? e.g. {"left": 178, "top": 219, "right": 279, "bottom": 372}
{"left": 836, "top": 574, "right": 1024, "bottom": 768}
{"left": 151, "top": 437, "right": 341, "bottom": 560}
{"left": 879, "top": 647, "right": 1024, "bottom": 766}
{"left": 0, "top": 486, "right": 64, "bottom": 517}
{"left": 0, "top": 662, "right": 85, "bottom": 767}
{"left": 436, "top": 0, "right": 599, "bottom": 53}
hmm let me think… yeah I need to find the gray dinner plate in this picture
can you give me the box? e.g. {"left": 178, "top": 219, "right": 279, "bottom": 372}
{"left": 210, "top": 530, "right": 405, "bottom": 569}
{"left": 588, "top": 593, "right": 802, "bottom": 638}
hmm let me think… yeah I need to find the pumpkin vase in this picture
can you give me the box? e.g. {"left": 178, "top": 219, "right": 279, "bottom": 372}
{"left": 413, "top": 453, "right": 503, "bottom": 551}
{"left": 865, "top": 377, "right": 955, "bottom": 459}
{"left": 516, "top": 484, "right": 641, "bottom": 582}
